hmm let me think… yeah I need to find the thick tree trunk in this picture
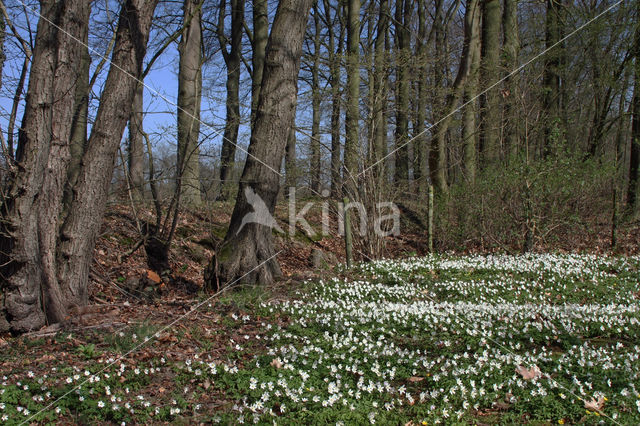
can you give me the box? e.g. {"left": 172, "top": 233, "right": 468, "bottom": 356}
{"left": 430, "top": 0, "right": 479, "bottom": 193}
{"left": 0, "top": 0, "right": 91, "bottom": 332}
{"left": 462, "top": 5, "right": 481, "bottom": 183}
{"left": 628, "top": 1, "right": 640, "bottom": 215}
{"left": 373, "top": 0, "right": 390, "bottom": 187}
{"left": 251, "top": 0, "right": 268, "bottom": 127}
{"left": 65, "top": 39, "right": 91, "bottom": 210}
{"left": 56, "top": 0, "right": 158, "bottom": 316}
{"left": 206, "top": 0, "right": 314, "bottom": 289}
{"left": 542, "top": 0, "right": 562, "bottom": 157}
{"left": 310, "top": 3, "right": 322, "bottom": 194}
{"left": 414, "top": 0, "right": 428, "bottom": 195}
{"left": 324, "top": 0, "right": 343, "bottom": 198}
{"left": 285, "top": 119, "right": 297, "bottom": 190}
{"left": 218, "top": 0, "right": 244, "bottom": 199}
{"left": 343, "top": 0, "right": 360, "bottom": 197}
{"left": 0, "top": 13, "right": 5, "bottom": 91}
{"left": 177, "top": 0, "right": 203, "bottom": 206}
{"left": 479, "top": 0, "right": 501, "bottom": 167}
{"left": 502, "top": 0, "right": 519, "bottom": 162}
{"left": 128, "top": 82, "right": 145, "bottom": 202}
{"left": 393, "top": 0, "right": 411, "bottom": 187}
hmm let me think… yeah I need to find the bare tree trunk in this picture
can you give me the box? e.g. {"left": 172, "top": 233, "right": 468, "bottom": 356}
{"left": 393, "top": 0, "right": 411, "bottom": 188}
{"left": 430, "top": 0, "right": 479, "bottom": 194}
{"left": 373, "top": 0, "right": 389, "bottom": 187}
{"left": 218, "top": 0, "right": 244, "bottom": 199}
{"left": 542, "top": 0, "right": 562, "bottom": 158}
{"left": 479, "top": 0, "right": 501, "bottom": 167}
{"left": 324, "top": 0, "right": 343, "bottom": 198}
{"left": 285, "top": 119, "right": 297, "bottom": 190}
{"left": 251, "top": 0, "right": 268, "bottom": 127}
{"left": 628, "top": 1, "right": 640, "bottom": 216}
{"left": 414, "top": 0, "right": 428, "bottom": 196}
{"left": 56, "top": 0, "right": 158, "bottom": 322}
{"left": 0, "top": 0, "right": 91, "bottom": 332}
{"left": 65, "top": 39, "right": 91, "bottom": 210}
{"left": 502, "top": 0, "right": 519, "bottom": 162}
{"left": 206, "top": 0, "right": 314, "bottom": 289}
{"left": 310, "top": 3, "right": 322, "bottom": 194}
{"left": 462, "top": 0, "right": 481, "bottom": 183}
{"left": 128, "top": 82, "right": 145, "bottom": 202}
{"left": 343, "top": 0, "right": 360, "bottom": 197}
{"left": 0, "top": 13, "right": 5, "bottom": 91}
{"left": 178, "top": 0, "right": 203, "bottom": 206}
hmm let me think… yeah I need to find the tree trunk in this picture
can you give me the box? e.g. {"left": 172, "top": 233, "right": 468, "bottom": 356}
{"left": 251, "top": 0, "right": 268, "bottom": 127}
{"left": 343, "top": 0, "right": 360, "bottom": 197}
{"left": 393, "top": 0, "right": 411, "bottom": 188}
{"left": 479, "top": 0, "right": 501, "bottom": 167}
{"left": 206, "top": 0, "right": 314, "bottom": 289}
{"left": 462, "top": 0, "right": 482, "bottom": 183}
{"left": 542, "top": 0, "right": 562, "bottom": 157}
{"left": 285, "top": 119, "right": 297, "bottom": 190}
{"left": 56, "top": 0, "right": 158, "bottom": 322}
{"left": 218, "top": 0, "right": 244, "bottom": 199}
{"left": 430, "top": 0, "right": 480, "bottom": 193}
{"left": 502, "top": 0, "right": 519, "bottom": 162}
{"left": 324, "top": 0, "right": 343, "bottom": 198}
{"left": 65, "top": 38, "right": 91, "bottom": 210}
{"left": 0, "top": 12, "right": 5, "bottom": 91}
{"left": 0, "top": 0, "right": 91, "bottom": 332}
{"left": 628, "top": 1, "right": 640, "bottom": 215}
{"left": 414, "top": 0, "right": 428, "bottom": 195}
{"left": 373, "top": 0, "right": 390, "bottom": 187}
{"left": 177, "top": 0, "right": 203, "bottom": 206}
{"left": 128, "top": 82, "right": 145, "bottom": 203}
{"left": 310, "top": 3, "right": 322, "bottom": 194}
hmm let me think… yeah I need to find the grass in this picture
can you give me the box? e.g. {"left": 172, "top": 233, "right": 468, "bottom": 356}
{"left": 1, "top": 253, "right": 639, "bottom": 424}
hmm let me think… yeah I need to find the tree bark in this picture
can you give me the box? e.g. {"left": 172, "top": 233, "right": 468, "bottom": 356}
{"left": 0, "top": 0, "right": 91, "bottom": 332}
{"left": 285, "top": 118, "right": 297, "bottom": 190}
{"left": 128, "top": 82, "right": 145, "bottom": 203}
{"left": 393, "top": 0, "right": 411, "bottom": 187}
{"left": 206, "top": 0, "right": 314, "bottom": 289}
{"left": 65, "top": 37, "right": 91, "bottom": 210}
{"left": 56, "top": 0, "right": 158, "bottom": 319}
{"left": 343, "top": 0, "right": 360, "bottom": 197}
{"left": 250, "top": 0, "right": 268, "bottom": 127}
{"left": 462, "top": 0, "right": 482, "bottom": 183}
{"left": 310, "top": 2, "right": 322, "bottom": 194}
{"left": 479, "top": 0, "right": 501, "bottom": 167}
{"left": 542, "top": 0, "right": 562, "bottom": 157}
{"left": 218, "top": 0, "right": 244, "bottom": 199}
{"left": 628, "top": 0, "right": 640, "bottom": 215}
{"left": 430, "top": 0, "right": 479, "bottom": 193}
{"left": 502, "top": 0, "right": 519, "bottom": 162}
{"left": 414, "top": 0, "right": 428, "bottom": 195}
{"left": 373, "top": 0, "right": 390, "bottom": 188}
{"left": 324, "top": 0, "right": 343, "bottom": 198}
{"left": 177, "top": 0, "right": 203, "bottom": 206}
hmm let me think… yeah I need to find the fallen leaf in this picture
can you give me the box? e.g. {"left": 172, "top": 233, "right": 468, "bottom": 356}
{"left": 584, "top": 396, "right": 605, "bottom": 412}
{"left": 408, "top": 376, "right": 425, "bottom": 382}
{"left": 146, "top": 270, "right": 162, "bottom": 284}
{"left": 515, "top": 364, "right": 542, "bottom": 380}
{"left": 270, "top": 358, "right": 283, "bottom": 369}
{"left": 156, "top": 333, "right": 178, "bottom": 343}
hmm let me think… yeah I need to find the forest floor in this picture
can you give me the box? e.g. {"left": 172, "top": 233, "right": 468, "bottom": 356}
{"left": 0, "top": 201, "right": 639, "bottom": 424}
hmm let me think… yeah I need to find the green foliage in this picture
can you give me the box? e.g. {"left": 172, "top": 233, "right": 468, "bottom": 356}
{"left": 438, "top": 146, "right": 614, "bottom": 251}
